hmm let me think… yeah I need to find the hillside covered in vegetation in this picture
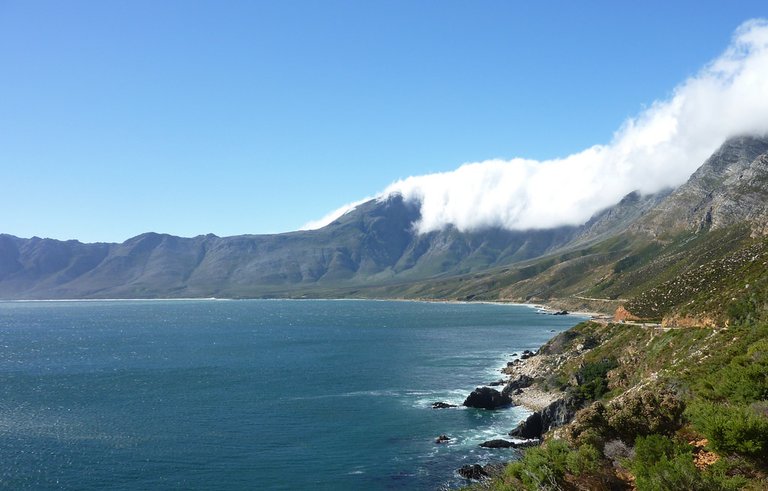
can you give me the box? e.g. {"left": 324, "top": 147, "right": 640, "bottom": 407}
{"left": 462, "top": 263, "right": 768, "bottom": 489}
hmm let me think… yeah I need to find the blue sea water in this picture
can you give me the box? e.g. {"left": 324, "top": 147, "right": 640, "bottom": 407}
{"left": 0, "top": 299, "right": 584, "bottom": 490}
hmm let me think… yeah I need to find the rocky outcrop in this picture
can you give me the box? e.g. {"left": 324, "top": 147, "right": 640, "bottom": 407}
{"left": 435, "top": 434, "right": 451, "bottom": 444}
{"left": 509, "top": 412, "right": 544, "bottom": 439}
{"left": 457, "top": 464, "right": 488, "bottom": 480}
{"left": 632, "top": 136, "right": 768, "bottom": 237}
{"left": 520, "top": 349, "right": 536, "bottom": 359}
{"left": 661, "top": 314, "right": 718, "bottom": 328}
{"left": 463, "top": 387, "right": 512, "bottom": 410}
{"left": 542, "top": 395, "right": 581, "bottom": 429}
{"left": 501, "top": 374, "right": 533, "bottom": 398}
{"left": 613, "top": 306, "right": 640, "bottom": 322}
{"left": 509, "top": 395, "right": 581, "bottom": 439}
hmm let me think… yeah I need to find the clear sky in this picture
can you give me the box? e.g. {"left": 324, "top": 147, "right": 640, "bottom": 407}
{"left": 1, "top": 1, "right": 767, "bottom": 243}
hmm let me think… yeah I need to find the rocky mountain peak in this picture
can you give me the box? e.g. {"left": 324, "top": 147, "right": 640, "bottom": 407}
{"left": 632, "top": 134, "right": 768, "bottom": 237}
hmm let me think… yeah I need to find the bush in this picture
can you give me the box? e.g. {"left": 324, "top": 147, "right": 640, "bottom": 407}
{"left": 630, "top": 435, "right": 710, "bottom": 491}
{"left": 727, "top": 277, "right": 768, "bottom": 326}
{"left": 566, "top": 443, "right": 601, "bottom": 476}
{"left": 565, "top": 388, "right": 685, "bottom": 448}
{"left": 687, "top": 401, "right": 768, "bottom": 458}
{"left": 698, "top": 338, "right": 768, "bottom": 404}
{"left": 573, "top": 358, "right": 618, "bottom": 400}
{"left": 630, "top": 434, "right": 748, "bottom": 491}
{"left": 606, "top": 388, "right": 685, "bottom": 443}
{"left": 505, "top": 440, "right": 571, "bottom": 490}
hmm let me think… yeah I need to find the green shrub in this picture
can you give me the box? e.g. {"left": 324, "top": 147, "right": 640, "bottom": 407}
{"left": 687, "top": 401, "right": 768, "bottom": 458}
{"left": 505, "top": 440, "right": 570, "bottom": 490}
{"left": 630, "top": 435, "right": 711, "bottom": 491}
{"left": 565, "top": 443, "right": 601, "bottom": 476}
{"left": 700, "top": 459, "right": 748, "bottom": 491}
{"left": 573, "top": 358, "right": 618, "bottom": 400}
{"left": 727, "top": 277, "right": 768, "bottom": 327}
{"left": 606, "top": 388, "right": 685, "bottom": 443}
{"left": 698, "top": 338, "right": 768, "bottom": 404}
{"left": 634, "top": 451, "right": 711, "bottom": 491}
{"left": 630, "top": 434, "right": 749, "bottom": 491}
{"left": 633, "top": 433, "right": 676, "bottom": 464}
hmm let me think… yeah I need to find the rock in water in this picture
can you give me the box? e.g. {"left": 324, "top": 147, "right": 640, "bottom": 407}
{"left": 463, "top": 387, "right": 512, "bottom": 409}
{"left": 431, "top": 401, "right": 457, "bottom": 409}
{"left": 479, "top": 439, "right": 515, "bottom": 448}
{"left": 435, "top": 434, "right": 451, "bottom": 444}
{"left": 457, "top": 464, "right": 487, "bottom": 480}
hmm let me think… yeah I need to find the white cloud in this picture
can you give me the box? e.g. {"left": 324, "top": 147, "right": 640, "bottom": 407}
{"left": 312, "top": 20, "right": 768, "bottom": 233}
{"left": 299, "top": 197, "right": 374, "bottom": 230}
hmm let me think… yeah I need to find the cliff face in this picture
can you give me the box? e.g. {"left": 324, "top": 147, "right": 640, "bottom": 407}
{"left": 633, "top": 135, "right": 768, "bottom": 237}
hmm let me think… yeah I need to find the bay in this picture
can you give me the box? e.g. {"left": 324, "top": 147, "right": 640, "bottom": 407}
{"left": 0, "top": 299, "right": 584, "bottom": 490}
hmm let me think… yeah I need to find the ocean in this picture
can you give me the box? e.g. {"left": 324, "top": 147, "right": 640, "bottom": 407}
{"left": 0, "top": 299, "right": 584, "bottom": 490}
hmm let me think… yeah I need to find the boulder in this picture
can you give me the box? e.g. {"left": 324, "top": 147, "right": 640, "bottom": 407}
{"left": 520, "top": 349, "right": 536, "bottom": 360}
{"left": 509, "top": 411, "right": 544, "bottom": 439}
{"left": 457, "top": 464, "right": 487, "bottom": 480}
{"left": 488, "top": 379, "right": 505, "bottom": 387}
{"left": 435, "top": 434, "right": 451, "bottom": 444}
{"left": 431, "top": 401, "right": 457, "bottom": 409}
{"left": 502, "top": 374, "right": 533, "bottom": 398}
{"left": 463, "top": 387, "right": 512, "bottom": 410}
{"left": 479, "top": 439, "right": 515, "bottom": 448}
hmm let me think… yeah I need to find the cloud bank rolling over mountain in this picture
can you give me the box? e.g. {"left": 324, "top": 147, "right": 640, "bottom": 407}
{"left": 305, "top": 19, "right": 768, "bottom": 233}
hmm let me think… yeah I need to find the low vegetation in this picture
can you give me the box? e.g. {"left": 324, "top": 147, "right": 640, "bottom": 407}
{"left": 464, "top": 282, "right": 768, "bottom": 490}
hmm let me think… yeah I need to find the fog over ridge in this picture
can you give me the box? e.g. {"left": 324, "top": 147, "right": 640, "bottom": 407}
{"left": 304, "top": 20, "right": 768, "bottom": 233}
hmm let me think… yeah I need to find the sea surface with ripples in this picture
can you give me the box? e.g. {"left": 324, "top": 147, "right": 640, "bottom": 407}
{"left": 0, "top": 299, "right": 584, "bottom": 490}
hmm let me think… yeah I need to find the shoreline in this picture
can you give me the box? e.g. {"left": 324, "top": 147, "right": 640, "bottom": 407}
{"left": 0, "top": 296, "right": 609, "bottom": 318}
{"left": 1, "top": 295, "right": 593, "bottom": 334}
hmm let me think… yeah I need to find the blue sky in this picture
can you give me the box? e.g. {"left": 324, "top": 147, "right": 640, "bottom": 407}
{"left": 1, "top": 1, "right": 767, "bottom": 242}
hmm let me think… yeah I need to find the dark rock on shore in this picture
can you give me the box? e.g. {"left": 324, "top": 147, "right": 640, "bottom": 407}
{"left": 520, "top": 349, "right": 536, "bottom": 360}
{"left": 552, "top": 310, "right": 569, "bottom": 315}
{"left": 479, "top": 439, "right": 515, "bottom": 448}
{"left": 488, "top": 379, "right": 505, "bottom": 386}
{"left": 431, "top": 401, "right": 457, "bottom": 409}
{"left": 435, "top": 434, "right": 451, "bottom": 444}
{"left": 509, "top": 395, "right": 580, "bottom": 439}
{"left": 463, "top": 387, "right": 512, "bottom": 410}
{"left": 542, "top": 395, "right": 580, "bottom": 429}
{"left": 457, "top": 464, "right": 487, "bottom": 480}
{"left": 509, "top": 411, "right": 544, "bottom": 439}
{"left": 501, "top": 374, "right": 533, "bottom": 398}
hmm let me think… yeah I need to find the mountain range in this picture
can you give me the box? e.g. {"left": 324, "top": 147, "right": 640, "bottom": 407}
{"left": 3, "top": 135, "right": 768, "bottom": 324}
